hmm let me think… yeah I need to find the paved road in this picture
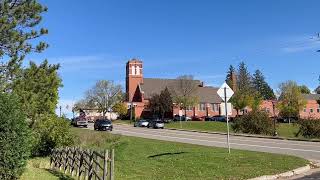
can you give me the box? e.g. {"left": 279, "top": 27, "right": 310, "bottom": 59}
{"left": 87, "top": 123, "right": 320, "bottom": 161}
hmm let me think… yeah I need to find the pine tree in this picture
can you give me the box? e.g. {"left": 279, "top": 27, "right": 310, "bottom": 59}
{"left": 237, "top": 62, "right": 253, "bottom": 92}
{"left": 159, "top": 87, "right": 173, "bottom": 119}
{"left": 252, "top": 70, "right": 275, "bottom": 100}
{"left": 0, "top": 0, "right": 48, "bottom": 92}
{"left": 225, "top": 65, "right": 236, "bottom": 90}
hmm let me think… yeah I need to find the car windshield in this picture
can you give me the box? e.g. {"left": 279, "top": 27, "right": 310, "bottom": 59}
{"left": 99, "top": 120, "right": 111, "bottom": 124}
{"left": 140, "top": 120, "right": 147, "bottom": 122}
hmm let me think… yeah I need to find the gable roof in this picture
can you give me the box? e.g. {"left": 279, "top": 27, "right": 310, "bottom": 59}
{"left": 140, "top": 78, "right": 222, "bottom": 103}
{"left": 303, "top": 94, "right": 320, "bottom": 101}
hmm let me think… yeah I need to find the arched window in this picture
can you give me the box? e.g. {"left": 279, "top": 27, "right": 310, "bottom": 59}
{"left": 131, "top": 65, "right": 136, "bottom": 75}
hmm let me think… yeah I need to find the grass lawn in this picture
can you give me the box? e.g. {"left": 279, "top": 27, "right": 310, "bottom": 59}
{"left": 165, "top": 121, "right": 317, "bottom": 140}
{"left": 69, "top": 128, "right": 308, "bottom": 180}
{"left": 20, "top": 158, "right": 72, "bottom": 180}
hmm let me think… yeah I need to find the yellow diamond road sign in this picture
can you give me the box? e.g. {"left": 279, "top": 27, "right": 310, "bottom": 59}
{"left": 217, "top": 82, "right": 234, "bottom": 102}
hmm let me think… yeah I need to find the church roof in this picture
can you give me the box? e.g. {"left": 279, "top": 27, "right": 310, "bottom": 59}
{"left": 140, "top": 78, "right": 222, "bottom": 103}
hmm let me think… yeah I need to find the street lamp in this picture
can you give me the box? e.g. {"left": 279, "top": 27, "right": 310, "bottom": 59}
{"left": 271, "top": 100, "right": 278, "bottom": 136}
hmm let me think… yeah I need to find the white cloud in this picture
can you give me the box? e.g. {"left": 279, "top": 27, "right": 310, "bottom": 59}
{"left": 281, "top": 35, "right": 320, "bottom": 53}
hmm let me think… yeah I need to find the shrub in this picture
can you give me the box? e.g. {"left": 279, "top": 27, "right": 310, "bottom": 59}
{"left": 297, "top": 119, "right": 320, "bottom": 138}
{"left": 232, "top": 110, "right": 274, "bottom": 135}
{"left": 0, "top": 93, "right": 31, "bottom": 179}
{"left": 32, "top": 115, "right": 74, "bottom": 156}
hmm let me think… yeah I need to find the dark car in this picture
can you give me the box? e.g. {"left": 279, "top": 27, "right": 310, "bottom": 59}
{"left": 94, "top": 119, "right": 113, "bottom": 131}
{"left": 212, "top": 115, "right": 226, "bottom": 122}
{"left": 147, "top": 120, "right": 164, "bottom": 129}
{"left": 204, "top": 116, "right": 215, "bottom": 121}
{"left": 191, "top": 116, "right": 205, "bottom": 121}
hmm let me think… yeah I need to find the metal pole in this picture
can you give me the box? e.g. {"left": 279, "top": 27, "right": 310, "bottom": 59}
{"left": 224, "top": 87, "right": 231, "bottom": 154}
{"left": 59, "top": 106, "right": 62, "bottom": 117}
{"left": 179, "top": 107, "right": 182, "bottom": 129}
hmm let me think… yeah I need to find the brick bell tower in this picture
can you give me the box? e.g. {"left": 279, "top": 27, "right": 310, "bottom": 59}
{"left": 126, "top": 59, "right": 143, "bottom": 102}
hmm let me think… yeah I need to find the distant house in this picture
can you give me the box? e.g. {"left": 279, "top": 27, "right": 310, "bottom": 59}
{"left": 300, "top": 94, "right": 320, "bottom": 119}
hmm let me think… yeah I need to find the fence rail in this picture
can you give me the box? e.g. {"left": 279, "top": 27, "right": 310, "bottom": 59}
{"left": 50, "top": 147, "right": 114, "bottom": 180}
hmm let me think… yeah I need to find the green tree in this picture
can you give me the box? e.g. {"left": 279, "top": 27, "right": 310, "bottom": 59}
{"left": 230, "top": 62, "right": 256, "bottom": 115}
{"left": 252, "top": 69, "right": 275, "bottom": 100}
{"left": 237, "top": 62, "right": 253, "bottom": 92}
{"left": 0, "top": 93, "right": 31, "bottom": 179}
{"left": 81, "top": 80, "right": 122, "bottom": 117}
{"left": 113, "top": 102, "right": 128, "bottom": 119}
{"left": 225, "top": 65, "right": 236, "bottom": 90}
{"left": 149, "top": 87, "right": 173, "bottom": 119}
{"left": 159, "top": 87, "right": 173, "bottom": 119}
{"left": 171, "top": 75, "right": 199, "bottom": 117}
{"left": 277, "top": 81, "right": 306, "bottom": 121}
{"left": 298, "top": 85, "right": 310, "bottom": 94}
{"left": 12, "top": 60, "right": 62, "bottom": 127}
{"left": 0, "top": 0, "right": 48, "bottom": 92}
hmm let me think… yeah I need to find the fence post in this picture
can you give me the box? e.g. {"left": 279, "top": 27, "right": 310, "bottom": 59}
{"left": 94, "top": 153, "right": 98, "bottom": 180}
{"left": 64, "top": 147, "right": 69, "bottom": 174}
{"left": 50, "top": 149, "right": 53, "bottom": 168}
{"left": 78, "top": 147, "right": 83, "bottom": 178}
{"left": 88, "top": 150, "right": 94, "bottom": 180}
{"left": 103, "top": 150, "right": 108, "bottom": 180}
{"left": 110, "top": 149, "right": 114, "bottom": 180}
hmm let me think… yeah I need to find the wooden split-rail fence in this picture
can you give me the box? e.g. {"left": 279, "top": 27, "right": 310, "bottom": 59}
{"left": 50, "top": 147, "right": 115, "bottom": 180}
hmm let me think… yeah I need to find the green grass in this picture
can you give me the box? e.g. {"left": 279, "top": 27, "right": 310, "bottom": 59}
{"left": 20, "top": 158, "right": 72, "bottom": 180}
{"left": 70, "top": 128, "right": 308, "bottom": 180}
{"left": 165, "top": 121, "right": 319, "bottom": 140}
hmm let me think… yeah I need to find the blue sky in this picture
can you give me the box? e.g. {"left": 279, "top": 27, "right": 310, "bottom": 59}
{"left": 26, "top": 0, "right": 320, "bottom": 116}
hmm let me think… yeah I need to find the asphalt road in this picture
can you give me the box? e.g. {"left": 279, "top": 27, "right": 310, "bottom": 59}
{"left": 87, "top": 123, "right": 320, "bottom": 162}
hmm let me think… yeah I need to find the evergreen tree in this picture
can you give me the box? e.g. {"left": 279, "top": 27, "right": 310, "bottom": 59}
{"left": 237, "top": 62, "right": 253, "bottom": 92}
{"left": 149, "top": 87, "right": 173, "bottom": 119}
{"left": 12, "top": 60, "right": 62, "bottom": 127}
{"left": 0, "top": 0, "right": 48, "bottom": 92}
{"left": 225, "top": 65, "right": 236, "bottom": 90}
{"left": 159, "top": 87, "right": 173, "bottom": 119}
{"left": 252, "top": 69, "right": 275, "bottom": 100}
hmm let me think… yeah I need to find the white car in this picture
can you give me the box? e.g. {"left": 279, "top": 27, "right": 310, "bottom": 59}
{"left": 134, "top": 120, "right": 149, "bottom": 127}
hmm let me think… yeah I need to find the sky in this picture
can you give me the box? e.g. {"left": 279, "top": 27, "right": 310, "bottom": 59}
{"left": 25, "top": 0, "right": 320, "bottom": 117}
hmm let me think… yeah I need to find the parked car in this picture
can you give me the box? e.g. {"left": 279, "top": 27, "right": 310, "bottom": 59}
{"left": 192, "top": 116, "right": 205, "bottom": 121}
{"left": 94, "top": 119, "right": 113, "bottom": 131}
{"left": 212, "top": 115, "right": 226, "bottom": 122}
{"left": 71, "top": 117, "right": 88, "bottom": 127}
{"left": 147, "top": 120, "right": 164, "bottom": 129}
{"left": 134, "top": 119, "right": 149, "bottom": 127}
{"left": 204, "top": 116, "right": 215, "bottom": 121}
{"left": 173, "top": 115, "right": 191, "bottom": 121}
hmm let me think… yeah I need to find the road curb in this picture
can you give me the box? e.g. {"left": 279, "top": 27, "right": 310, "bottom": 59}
{"left": 248, "top": 165, "right": 311, "bottom": 180}
{"left": 165, "top": 128, "right": 320, "bottom": 142}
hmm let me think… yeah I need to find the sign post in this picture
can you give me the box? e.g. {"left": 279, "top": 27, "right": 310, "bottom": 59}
{"left": 217, "top": 82, "right": 234, "bottom": 154}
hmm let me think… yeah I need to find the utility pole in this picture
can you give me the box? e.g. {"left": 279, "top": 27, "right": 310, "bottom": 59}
{"left": 59, "top": 106, "right": 62, "bottom": 117}
{"left": 224, "top": 87, "right": 231, "bottom": 154}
